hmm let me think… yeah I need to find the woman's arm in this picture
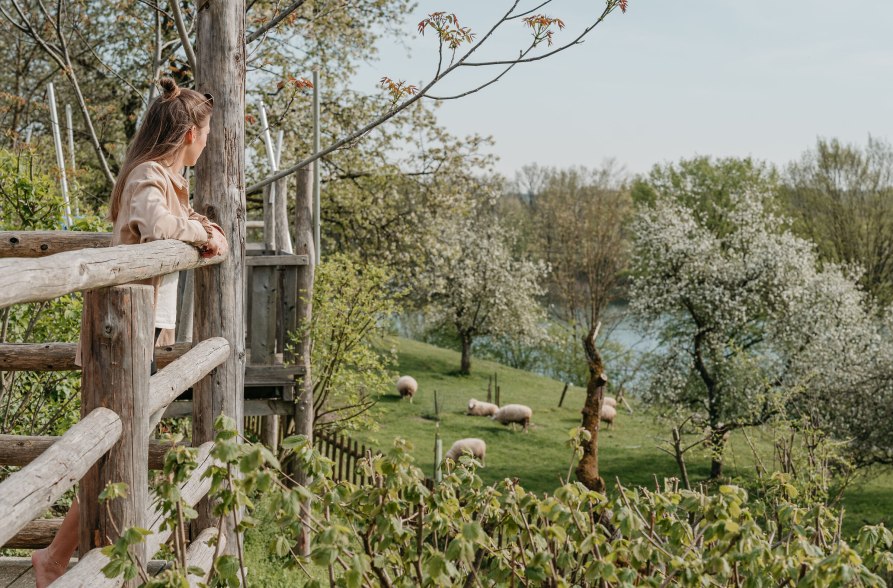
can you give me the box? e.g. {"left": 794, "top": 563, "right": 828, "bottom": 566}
{"left": 128, "top": 176, "right": 209, "bottom": 245}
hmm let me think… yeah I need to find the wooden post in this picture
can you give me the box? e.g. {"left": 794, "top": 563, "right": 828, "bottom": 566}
{"left": 487, "top": 375, "right": 492, "bottom": 404}
{"left": 434, "top": 430, "right": 443, "bottom": 483}
{"left": 433, "top": 389, "right": 440, "bottom": 419}
{"left": 194, "top": 0, "right": 246, "bottom": 552}
{"left": 262, "top": 183, "right": 276, "bottom": 252}
{"left": 494, "top": 373, "right": 499, "bottom": 406}
{"left": 79, "top": 285, "right": 153, "bottom": 584}
{"left": 176, "top": 270, "right": 194, "bottom": 343}
{"left": 558, "top": 383, "right": 569, "bottom": 408}
{"left": 290, "top": 164, "right": 315, "bottom": 553}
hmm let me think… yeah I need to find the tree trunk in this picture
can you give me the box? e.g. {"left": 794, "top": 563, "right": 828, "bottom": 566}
{"left": 575, "top": 324, "right": 607, "bottom": 492}
{"left": 459, "top": 333, "right": 472, "bottom": 375}
{"left": 193, "top": 0, "right": 246, "bottom": 553}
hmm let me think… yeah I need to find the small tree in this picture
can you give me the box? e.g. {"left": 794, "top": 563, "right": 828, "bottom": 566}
{"left": 630, "top": 187, "right": 885, "bottom": 478}
{"left": 524, "top": 165, "right": 632, "bottom": 491}
{"left": 421, "top": 205, "right": 547, "bottom": 375}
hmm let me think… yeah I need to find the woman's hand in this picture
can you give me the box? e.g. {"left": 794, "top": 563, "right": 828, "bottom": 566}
{"left": 199, "top": 225, "right": 228, "bottom": 258}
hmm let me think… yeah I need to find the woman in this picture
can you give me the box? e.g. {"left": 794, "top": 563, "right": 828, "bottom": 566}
{"left": 32, "top": 77, "right": 227, "bottom": 587}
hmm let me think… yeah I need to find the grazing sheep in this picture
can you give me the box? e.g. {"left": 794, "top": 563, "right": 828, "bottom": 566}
{"left": 491, "top": 404, "right": 533, "bottom": 432}
{"left": 467, "top": 398, "right": 499, "bottom": 417}
{"left": 600, "top": 404, "right": 617, "bottom": 429}
{"left": 603, "top": 396, "right": 618, "bottom": 408}
{"left": 396, "top": 375, "right": 418, "bottom": 402}
{"left": 445, "top": 438, "right": 487, "bottom": 466}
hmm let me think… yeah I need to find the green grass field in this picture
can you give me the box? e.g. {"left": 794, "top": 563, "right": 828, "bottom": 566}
{"left": 353, "top": 337, "right": 892, "bottom": 537}
{"left": 244, "top": 336, "right": 892, "bottom": 585}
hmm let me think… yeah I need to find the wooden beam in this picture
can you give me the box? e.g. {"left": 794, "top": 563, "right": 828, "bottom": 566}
{"left": 3, "top": 518, "right": 61, "bottom": 549}
{"left": 245, "top": 254, "right": 309, "bottom": 266}
{"left": 0, "top": 342, "right": 193, "bottom": 372}
{"left": 57, "top": 442, "right": 215, "bottom": 587}
{"left": 291, "top": 163, "right": 316, "bottom": 554}
{"left": 0, "top": 240, "right": 224, "bottom": 309}
{"left": 0, "top": 436, "right": 184, "bottom": 469}
{"left": 148, "top": 337, "right": 230, "bottom": 430}
{"left": 0, "top": 407, "right": 121, "bottom": 547}
{"left": 78, "top": 286, "right": 152, "bottom": 582}
{"left": 186, "top": 527, "right": 226, "bottom": 587}
{"left": 165, "top": 399, "right": 295, "bottom": 418}
{"left": 0, "top": 231, "right": 111, "bottom": 258}
{"left": 193, "top": 0, "right": 246, "bottom": 554}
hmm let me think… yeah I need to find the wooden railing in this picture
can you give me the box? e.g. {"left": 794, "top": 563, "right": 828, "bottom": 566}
{"left": 0, "top": 231, "right": 229, "bottom": 587}
{"left": 314, "top": 430, "right": 378, "bottom": 486}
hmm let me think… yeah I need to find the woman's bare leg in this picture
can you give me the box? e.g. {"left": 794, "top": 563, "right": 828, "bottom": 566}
{"left": 32, "top": 499, "right": 79, "bottom": 588}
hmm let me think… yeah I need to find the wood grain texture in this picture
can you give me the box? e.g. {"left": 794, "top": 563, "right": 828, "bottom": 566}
{"left": 292, "top": 164, "right": 316, "bottom": 555}
{"left": 3, "top": 518, "right": 61, "bottom": 549}
{"left": 186, "top": 527, "right": 225, "bottom": 587}
{"left": 78, "top": 286, "right": 152, "bottom": 581}
{"left": 52, "top": 443, "right": 215, "bottom": 587}
{"left": 193, "top": 0, "right": 247, "bottom": 550}
{"left": 0, "top": 436, "right": 183, "bottom": 469}
{"left": 0, "top": 342, "right": 193, "bottom": 372}
{"left": 0, "top": 240, "right": 224, "bottom": 309}
{"left": 0, "top": 408, "right": 121, "bottom": 547}
{"left": 148, "top": 337, "right": 230, "bottom": 430}
{"left": 0, "top": 231, "right": 111, "bottom": 258}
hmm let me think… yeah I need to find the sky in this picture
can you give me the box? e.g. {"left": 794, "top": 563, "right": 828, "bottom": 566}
{"left": 352, "top": 0, "right": 893, "bottom": 179}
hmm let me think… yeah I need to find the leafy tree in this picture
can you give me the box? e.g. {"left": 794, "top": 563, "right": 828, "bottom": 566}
{"left": 297, "top": 253, "right": 402, "bottom": 433}
{"left": 419, "top": 199, "right": 547, "bottom": 375}
{"left": 506, "top": 163, "right": 632, "bottom": 491}
{"left": 631, "top": 156, "right": 779, "bottom": 234}
{"left": 780, "top": 136, "right": 893, "bottom": 305}
{"left": 630, "top": 187, "right": 887, "bottom": 478}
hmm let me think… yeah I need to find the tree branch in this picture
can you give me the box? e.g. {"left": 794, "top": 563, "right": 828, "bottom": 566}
{"left": 168, "top": 0, "right": 196, "bottom": 74}
{"left": 246, "top": 0, "right": 307, "bottom": 44}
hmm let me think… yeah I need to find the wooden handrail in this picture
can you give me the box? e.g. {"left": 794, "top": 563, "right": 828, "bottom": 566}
{"left": 0, "top": 239, "right": 224, "bottom": 309}
{"left": 57, "top": 442, "right": 216, "bottom": 587}
{"left": 0, "top": 231, "right": 111, "bottom": 258}
{"left": 0, "top": 436, "right": 184, "bottom": 469}
{"left": 0, "top": 342, "right": 193, "bottom": 371}
{"left": 148, "top": 337, "right": 230, "bottom": 429}
{"left": 0, "top": 408, "right": 122, "bottom": 547}
{"left": 185, "top": 527, "right": 226, "bottom": 586}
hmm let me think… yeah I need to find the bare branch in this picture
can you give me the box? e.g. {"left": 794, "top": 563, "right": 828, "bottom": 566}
{"left": 506, "top": 0, "right": 554, "bottom": 20}
{"left": 246, "top": 0, "right": 307, "bottom": 44}
{"left": 169, "top": 0, "right": 196, "bottom": 73}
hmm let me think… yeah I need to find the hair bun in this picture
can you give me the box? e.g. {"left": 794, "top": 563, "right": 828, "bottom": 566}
{"left": 159, "top": 77, "right": 181, "bottom": 99}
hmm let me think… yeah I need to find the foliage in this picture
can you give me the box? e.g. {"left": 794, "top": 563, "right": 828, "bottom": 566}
{"left": 780, "top": 136, "right": 893, "bottom": 305}
{"left": 419, "top": 198, "right": 548, "bottom": 375}
{"left": 629, "top": 182, "right": 891, "bottom": 475}
{"left": 0, "top": 147, "right": 108, "bottom": 436}
{"left": 294, "top": 253, "right": 402, "bottom": 432}
{"left": 107, "top": 420, "right": 893, "bottom": 587}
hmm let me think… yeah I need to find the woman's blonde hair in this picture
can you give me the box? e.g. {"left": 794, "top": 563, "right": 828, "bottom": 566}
{"left": 110, "top": 77, "right": 214, "bottom": 221}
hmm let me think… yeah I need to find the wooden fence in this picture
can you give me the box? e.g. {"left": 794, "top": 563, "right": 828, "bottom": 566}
{"left": 0, "top": 231, "right": 229, "bottom": 587}
{"left": 314, "top": 430, "right": 377, "bottom": 486}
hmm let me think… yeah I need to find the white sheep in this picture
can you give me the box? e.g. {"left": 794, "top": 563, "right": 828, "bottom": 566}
{"left": 603, "top": 396, "right": 618, "bottom": 408}
{"left": 396, "top": 375, "right": 418, "bottom": 402}
{"left": 491, "top": 403, "right": 533, "bottom": 432}
{"left": 466, "top": 398, "right": 499, "bottom": 417}
{"left": 600, "top": 404, "right": 617, "bottom": 429}
{"left": 445, "top": 438, "right": 487, "bottom": 466}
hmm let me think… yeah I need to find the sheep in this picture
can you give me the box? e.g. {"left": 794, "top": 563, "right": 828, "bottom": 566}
{"left": 466, "top": 398, "right": 499, "bottom": 417}
{"left": 600, "top": 404, "right": 617, "bottom": 429}
{"left": 491, "top": 403, "right": 533, "bottom": 432}
{"left": 445, "top": 438, "right": 487, "bottom": 466}
{"left": 602, "top": 396, "right": 618, "bottom": 408}
{"left": 396, "top": 375, "right": 418, "bottom": 402}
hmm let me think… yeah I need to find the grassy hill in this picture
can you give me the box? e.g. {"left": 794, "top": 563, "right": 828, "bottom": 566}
{"left": 351, "top": 336, "right": 892, "bottom": 536}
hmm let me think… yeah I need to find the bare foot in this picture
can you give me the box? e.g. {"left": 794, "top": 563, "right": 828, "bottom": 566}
{"left": 32, "top": 549, "right": 67, "bottom": 588}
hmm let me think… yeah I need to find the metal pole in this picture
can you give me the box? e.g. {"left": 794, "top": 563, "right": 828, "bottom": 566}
{"left": 65, "top": 104, "right": 79, "bottom": 216}
{"left": 258, "top": 102, "right": 278, "bottom": 251}
{"left": 312, "top": 69, "right": 321, "bottom": 265}
{"left": 47, "top": 83, "right": 73, "bottom": 227}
